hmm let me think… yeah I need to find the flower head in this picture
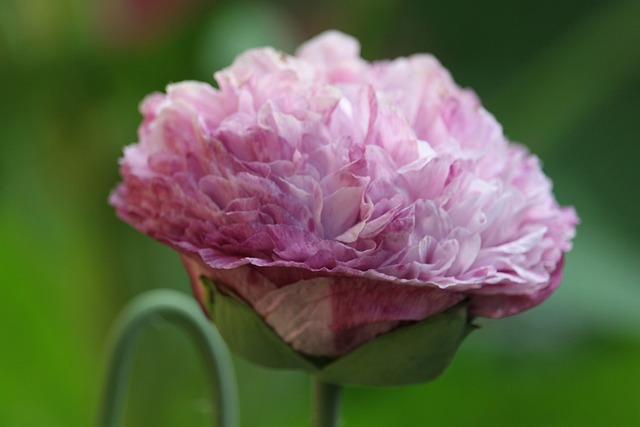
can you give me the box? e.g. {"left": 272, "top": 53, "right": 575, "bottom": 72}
{"left": 111, "top": 31, "right": 577, "bottom": 359}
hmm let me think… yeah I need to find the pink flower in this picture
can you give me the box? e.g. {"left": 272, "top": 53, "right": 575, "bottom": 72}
{"left": 111, "top": 31, "right": 578, "bottom": 357}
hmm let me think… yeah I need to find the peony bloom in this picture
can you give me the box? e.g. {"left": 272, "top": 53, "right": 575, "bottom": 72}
{"left": 111, "top": 31, "right": 577, "bottom": 360}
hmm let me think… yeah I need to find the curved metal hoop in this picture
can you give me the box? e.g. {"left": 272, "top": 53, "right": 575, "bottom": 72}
{"left": 97, "top": 289, "right": 239, "bottom": 427}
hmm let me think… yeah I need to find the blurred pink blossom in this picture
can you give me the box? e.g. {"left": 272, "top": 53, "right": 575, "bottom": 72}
{"left": 95, "top": 0, "right": 204, "bottom": 47}
{"left": 111, "top": 31, "right": 578, "bottom": 357}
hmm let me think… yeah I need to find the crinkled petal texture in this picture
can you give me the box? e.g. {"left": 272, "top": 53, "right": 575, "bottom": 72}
{"left": 111, "top": 31, "right": 578, "bottom": 357}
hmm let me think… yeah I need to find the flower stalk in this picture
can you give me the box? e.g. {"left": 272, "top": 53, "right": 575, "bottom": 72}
{"left": 97, "top": 290, "right": 239, "bottom": 427}
{"left": 312, "top": 378, "right": 343, "bottom": 427}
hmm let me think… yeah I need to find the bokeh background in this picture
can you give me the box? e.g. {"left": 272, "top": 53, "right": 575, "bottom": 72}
{"left": 1, "top": 0, "right": 639, "bottom": 426}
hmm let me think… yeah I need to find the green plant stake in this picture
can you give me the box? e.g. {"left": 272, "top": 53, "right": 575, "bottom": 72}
{"left": 97, "top": 290, "right": 239, "bottom": 427}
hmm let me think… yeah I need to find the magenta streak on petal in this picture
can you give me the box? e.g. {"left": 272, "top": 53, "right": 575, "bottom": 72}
{"left": 330, "top": 278, "right": 465, "bottom": 355}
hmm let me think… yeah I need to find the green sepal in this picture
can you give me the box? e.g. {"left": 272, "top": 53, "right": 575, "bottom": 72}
{"left": 203, "top": 278, "right": 475, "bottom": 386}
{"left": 203, "top": 278, "right": 319, "bottom": 372}
{"left": 318, "top": 303, "right": 476, "bottom": 386}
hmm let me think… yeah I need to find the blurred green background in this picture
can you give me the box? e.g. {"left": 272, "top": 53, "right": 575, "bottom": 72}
{"left": 1, "top": 0, "right": 639, "bottom": 426}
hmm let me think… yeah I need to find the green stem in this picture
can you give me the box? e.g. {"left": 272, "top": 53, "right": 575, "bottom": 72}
{"left": 97, "top": 289, "right": 239, "bottom": 427}
{"left": 312, "top": 377, "right": 342, "bottom": 427}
